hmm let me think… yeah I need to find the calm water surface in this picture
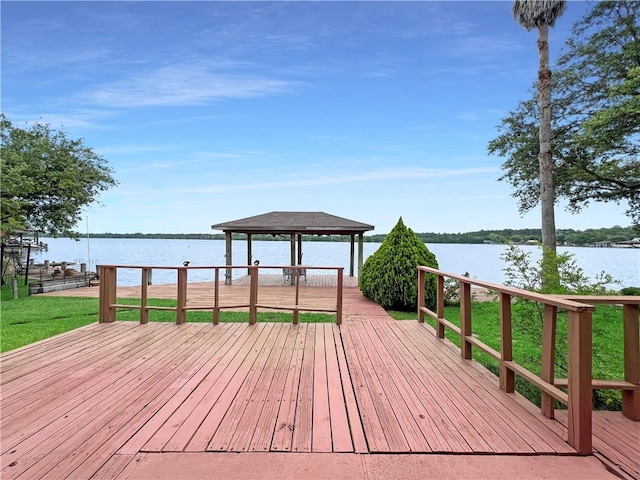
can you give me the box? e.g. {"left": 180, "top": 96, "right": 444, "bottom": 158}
{"left": 33, "top": 238, "right": 640, "bottom": 288}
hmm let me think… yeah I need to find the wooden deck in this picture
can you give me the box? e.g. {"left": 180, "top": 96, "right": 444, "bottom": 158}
{"left": 233, "top": 273, "right": 359, "bottom": 288}
{"left": 2, "top": 288, "right": 637, "bottom": 479}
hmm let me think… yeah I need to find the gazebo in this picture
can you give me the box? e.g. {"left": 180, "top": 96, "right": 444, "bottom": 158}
{"left": 212, "top": 211, "right": 374, "bottom": 285}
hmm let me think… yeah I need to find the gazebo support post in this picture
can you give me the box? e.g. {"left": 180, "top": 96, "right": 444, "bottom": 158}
{"left": 297, "top": 234, "right": 303, "bottom": 265}
{"left": 225, "top": 231, "right": 232, "bottom": 285}
{"left": 290, "top": 233, "right": 296, "bottom": 286}
{"left": 349, "top": 234, "right": 355, "bottom": 277}
{"left": 247, "top": 233, "right": 252, "bottom": 275}
{"left": 357, "top": 233, "right": 364, "bottom": 280}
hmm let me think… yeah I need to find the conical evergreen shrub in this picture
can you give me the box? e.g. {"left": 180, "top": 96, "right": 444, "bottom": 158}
{"left": 360, "top": 217, "right": 438, "bottom": 311}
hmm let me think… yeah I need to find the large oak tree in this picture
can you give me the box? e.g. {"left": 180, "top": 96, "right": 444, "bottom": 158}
{"left": 1, "top": 115, "right": 117, "bottom": 238}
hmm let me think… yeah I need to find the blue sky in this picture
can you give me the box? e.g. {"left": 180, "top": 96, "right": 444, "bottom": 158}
{"left": 2, "top": 1, "right": 630, "bottom": 235}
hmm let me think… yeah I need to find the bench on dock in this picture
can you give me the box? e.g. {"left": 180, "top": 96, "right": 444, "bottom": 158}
{"left": 283, "top": 267, "right": 306, "bottom": 283}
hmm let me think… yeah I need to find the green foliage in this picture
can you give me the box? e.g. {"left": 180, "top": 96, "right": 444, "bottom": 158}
{"left": 442, "top": 272, "right": 470, "bottom": 306}
{"left": 501, "top": 244, "right": 621, "bottom": 408}
{"left": 501, "top": 244, "right": 618, "bottom": 295}
{"left": 489, "top": 1, "right": 640, "bottom": 226}
{"left": 619, "top": 286, "right": 640, "bottom": 295}
{"left": 0, "top": 115, "right": 117, "bottom": 238}
{"left": 360, "top": 217, "right": 438, "bottom": 311}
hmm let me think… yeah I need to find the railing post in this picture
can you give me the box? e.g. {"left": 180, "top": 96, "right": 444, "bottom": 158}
{"left": 140, "top": 268, "right": 149, "bottom": 324}
{"left": 436, "top": 275, "right": 445, "bottom": 338}
{"left": 213, "top": 267, "right": 220, "bottom": 325}
{"left": 249, "top": 266, "right": 258, "bottom": 324}
{"left": 541, "top": 304, "right": 557, "bottom": 418}
{"left": 460, "top": 281, "right": 472, "bottom": 359}
{"left": 176, "top": 268, "right": 187, "bottom": 324}
{"left": 418, "top": 268, "right": 425, "bottom": 324}
{"left": 293, "top": 267, "right": 300, "bottom": 324}
{"left": 336, "top": 268, "right": 343, "bottom": 325}
{"left": 499, "top": 292, "right": 514, "bottom": 393}
{"left": 98, "top": 266, "right": 116, "bottom": 323}
{"left": 567, "top": 309, "right": 592, "bottom": 455}
{"left": 622, "top": 303, "right": 640, "bottom": 420}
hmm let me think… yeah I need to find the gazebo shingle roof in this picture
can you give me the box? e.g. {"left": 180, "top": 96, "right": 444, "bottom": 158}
{"left": 212, "top": 211, "right": 374, "bottom": 235}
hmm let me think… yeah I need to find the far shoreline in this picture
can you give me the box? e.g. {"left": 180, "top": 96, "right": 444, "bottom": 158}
{"left": 41, "top": 225, "right": 638, "bottom": 248}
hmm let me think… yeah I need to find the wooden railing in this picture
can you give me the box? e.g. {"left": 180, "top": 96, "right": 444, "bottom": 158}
{"left": 554, "top": 294, "right": 640, "bottom": 422}
{"left": 417, "top": 267, "right": 640, "bottom": 455}
{"left": 98, "top": 265, "right": 343, "bottom": 325}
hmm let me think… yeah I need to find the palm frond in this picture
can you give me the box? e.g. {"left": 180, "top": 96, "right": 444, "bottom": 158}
{"left": 512, "top": 0, "right": 567, "bottom": 30}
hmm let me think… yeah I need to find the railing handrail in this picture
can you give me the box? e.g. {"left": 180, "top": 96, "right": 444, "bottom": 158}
{"left": 98, "top": 264, "right": 344, "bottom": 326}
{"left": 97, "top": 264, "right": 342, "bottom": 271}
{"left": 416, "top": 267, "right": 640, "bottom": 456}
{"left": 418, "top": 266, "right": 595, "bottom": 312}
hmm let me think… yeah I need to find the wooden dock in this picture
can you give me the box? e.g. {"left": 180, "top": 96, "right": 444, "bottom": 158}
{"left": 2, "top": 284, "right": 637, "bottom": 479}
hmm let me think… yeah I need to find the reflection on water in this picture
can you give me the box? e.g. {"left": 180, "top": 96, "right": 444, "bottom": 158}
{"left": 31, "top": 238, "right": 639, "bottom": 288}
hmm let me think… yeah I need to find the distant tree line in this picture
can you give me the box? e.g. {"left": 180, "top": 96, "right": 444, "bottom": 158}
{"left": 56, "top": 225, "right": 638, "bottom": 246}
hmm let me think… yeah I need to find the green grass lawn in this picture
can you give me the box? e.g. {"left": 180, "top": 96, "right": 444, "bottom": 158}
{"left": 0, "top": 282, "right": 334, "bottom": 353}
{"left": 389, "top": 301, "right": 626, "bottom": 410}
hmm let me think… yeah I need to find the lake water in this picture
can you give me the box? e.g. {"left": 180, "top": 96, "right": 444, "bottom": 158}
{"left": 31, "top": 237, "right": 640, "bottom": 289}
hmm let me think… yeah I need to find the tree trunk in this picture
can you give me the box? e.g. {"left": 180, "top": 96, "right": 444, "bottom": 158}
{"left": 538, "top": 24, "right": 558, "bottom": 291}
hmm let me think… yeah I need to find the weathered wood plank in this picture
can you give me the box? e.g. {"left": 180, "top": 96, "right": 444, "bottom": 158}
{"left": 357, "top": 321, "right": 431, "bottom": 452}
{"left": 2, "top": 324, "right": 215, "bottom": 479}
{"left": 224, "top": 324, "right": 292, "bottom": 451}
{"left": 291, "top": 323, "right": 316, "bottom": 452}
{"left": 205, "top": 323, "right": 285, "bottom": 451}
{"left": 407, "top": 322, "right": 573, "bottom": 453}
{"left": 324, "top": 324, "right": 353, "bottom": 453}
{"left": 115, "top": 322, "right": 245, "bottom": 454}
{"left": 1, "top": 323, "right": 168, "bottom": 432}
{"left": 161, "top": 323, "right": 273, "bottom": 452}
{"left": 1, "top": 323, "right": 209, "bottom": 453}
{"left": 371, "top": 321, "right": 473, "bottom": 453}
{"left": 247, "top": 324, "right": 300, "bottom": 451}
{"left": 362, "top": 321, "right": 451, "bottom": 452}
{"left": 311, "top": 323, "right": 332, "bottom": 452}
{"left": 270, "top": 324, "right": 308, "bottom": 452}
{"left": 340, "top": 324, "right": 391, "bottom": 452}
{"left": 333, "top": 324, "right": 369, "bottom": 454}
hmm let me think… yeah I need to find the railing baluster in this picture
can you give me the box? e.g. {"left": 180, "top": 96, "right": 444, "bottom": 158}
{"left": 418, "top": 269, "right": 425, "bottom": 324}
{"left": 567, "top": 309, "right": 592, "bottom": 455}
{"left": 500, "top": 292, "right": 514, "bottom": 393}
{"left": 293, "top": 267, "right": 300, "bottom": 324}
{"left": 436, "top": 274, "right": 445, "bottom": 338}
{"left": 249, "top": 266, "right": 258, "bottom": 324}
{"left": 541, "top": 304, "right": 557, "bottom": 418}
{"left": 176, "top": 268, "right": 187, "bottom": 324}
{"left": 460, "top": 281, "right": 472, "bottom": 359}
{"left": 213, "top": 267, "right": 220, "bottom": 325}
{"left": 99, "top": 266, "right": 116, "bottom": 323}
{"left": 622, "top": 303, "right": 640, "bottom": 420}
{"left": 336, "top": 268, "right": 343, "bottom": 325}
{"left": 140, "top": 268, "right": 149, "bottom": 324}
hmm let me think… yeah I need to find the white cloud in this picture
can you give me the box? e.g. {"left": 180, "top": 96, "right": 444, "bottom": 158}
{"left": 84, "top": 63, "right": 300, "bottom": 108}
